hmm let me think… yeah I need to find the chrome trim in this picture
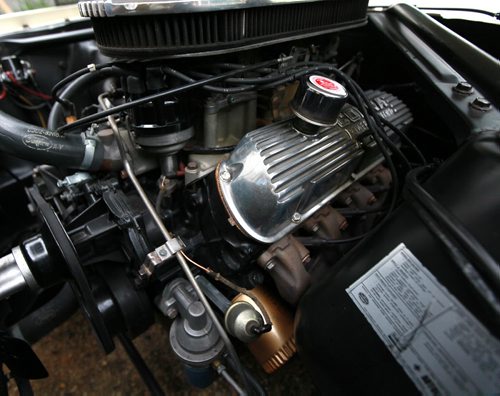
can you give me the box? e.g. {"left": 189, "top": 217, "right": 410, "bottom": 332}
{"left": 80, "top": 135, "right": 97, "bottom": 169}
{"left": 12, "top": 245, "right": 38, "bottom": 291}
{"left": 79, "top": 0, "right": 332, "bottom": 17}
{"left": 0, "top": 252, "right": 26, "bottom": 300}
{"left": 217, "top": 118, "right": 368, "bottom": 244}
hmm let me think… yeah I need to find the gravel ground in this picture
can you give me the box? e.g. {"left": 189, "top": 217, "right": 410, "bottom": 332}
{"left": 9, "top": 312, "right": 316, "bottom": 395}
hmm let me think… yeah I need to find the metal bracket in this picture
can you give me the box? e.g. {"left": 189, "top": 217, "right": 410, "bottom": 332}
{"left": 57, "top": 172, "right": 92, "bottom": 188}
{"left": 138, "top": 237, "right": 185, "bottom": 280}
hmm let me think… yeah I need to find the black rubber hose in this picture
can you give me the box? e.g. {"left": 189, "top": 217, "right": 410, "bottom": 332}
{"left": 50, "top": 61, "right": 115, "bottom": 100}
{"left": 162, "top": 66, "right": 255, "bottom": 94}
{"left": 0, "top": 109, "right": 103, "bottom": 169}
{"left": 48, "top": 67, "right": 128, "bottom": 130}
{"left": 8, "top": 284, "right": 78, "bottom": 344}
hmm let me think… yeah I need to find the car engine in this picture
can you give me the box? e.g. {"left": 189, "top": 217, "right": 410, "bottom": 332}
{"left": 0, "top": 0, "right": 498, "bottom": 394}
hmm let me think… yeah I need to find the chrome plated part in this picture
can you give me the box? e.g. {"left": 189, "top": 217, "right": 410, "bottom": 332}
{"left": 139, "top": 238, "right": 185, "bottom": 279}
{"left": 0, "top": 252, "right": 27, "bottom": 300}
{"left": 57, "top": 172, "right": 92, "bottom": 188}
{"left": 220, "top": 170, "right": 232, "bottom": 183}
{"left": 0, "top": 247, "right": 37, "bottom": 300}
{"left": 217, "top": 115, "right": 366, "bottom": 243}
{"left": 79, "top": 0, "right": 336, "bottom": 17}
{"left": 11, "top": 246, "right": 38, "bottom": 291}
{"left": 80, "top": 134, "right": 97, "bottom": 169}
{"left": 291, "top": 76, "right": 348, "bottom": 127}
{"left": 225, "top": 301, "right": 264, "bottom": 343}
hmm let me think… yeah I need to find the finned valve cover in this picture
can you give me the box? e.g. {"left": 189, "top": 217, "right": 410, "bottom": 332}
{"left": 216, "top": 109, "right": 366, "bottom": 244}
{"left": 216, "top": 89, "right": 414, "bottom": 243}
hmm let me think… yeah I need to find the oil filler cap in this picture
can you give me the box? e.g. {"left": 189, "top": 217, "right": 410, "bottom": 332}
{"left": 291, "top": 75, "right": 348, "bottom": 134}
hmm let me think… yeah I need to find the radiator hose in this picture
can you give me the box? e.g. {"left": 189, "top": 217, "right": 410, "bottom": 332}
{"left": 0, "top": 109, "right": 104, "bottom": 170}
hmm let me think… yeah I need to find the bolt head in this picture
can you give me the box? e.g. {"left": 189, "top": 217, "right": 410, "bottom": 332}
{"left": 265, "top": 260, "right": 276, "bottom": 271}
{"left": 470, "top": 97, "right": 492, "bottom": 112}
{"left": 292, "top": 212, "right": 302, "bottom": 223}
{"left": 27, "top": 203, "right": 36, "bottom": 215}
{"left": 165, "top": 307, "right": 177, "bottom": 319}
{"left": 159, "top": 248, "right": 167, "bottom": 257}
{"left": 453, "top": 81, "right": 473, "bottom": 95}
{"left": 220, "top": 170, "right": 232, "bottom": 182}
{"left": 186, "top": 161, "right": 198, "bottom": 171}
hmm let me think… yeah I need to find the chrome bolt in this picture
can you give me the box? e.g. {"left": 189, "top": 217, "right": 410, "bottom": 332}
{"left": 159, "top": 249, "right": 167, "bottom": 257}
{"left": 453, "top": 81, "right": 473, "bottom": 96}
{"left": 220, "top": 170, "right": 232, "bottom": 182}
{"left": 292, "top": 212, "right": 302, "bottom": 223}
{"left": 470, "top": 97, "right": 492, "bottom": 112}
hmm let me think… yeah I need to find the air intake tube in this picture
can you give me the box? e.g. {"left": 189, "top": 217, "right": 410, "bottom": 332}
{"left": 0, "top": 109, "right": 104, "bottom": 170}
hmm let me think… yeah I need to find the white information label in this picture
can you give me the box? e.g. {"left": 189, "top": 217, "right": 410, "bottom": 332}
{"left": 346, "top": 243, "right": 500, "bottom": 396}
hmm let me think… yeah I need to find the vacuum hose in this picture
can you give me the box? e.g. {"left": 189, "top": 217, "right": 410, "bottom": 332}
{"left": 48, "top": 67, "right": 127, "bottom": 130}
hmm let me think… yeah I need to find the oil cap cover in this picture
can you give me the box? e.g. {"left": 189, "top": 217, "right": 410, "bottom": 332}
{"left": 291, "top": 75, "right": 348, "bottom": 127}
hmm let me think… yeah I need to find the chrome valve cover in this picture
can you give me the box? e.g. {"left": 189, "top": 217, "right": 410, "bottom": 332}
{"left": 216, "top": 106, "right": 377, "bottom": 244}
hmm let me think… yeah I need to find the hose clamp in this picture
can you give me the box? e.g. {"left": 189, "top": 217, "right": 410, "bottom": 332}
{"left": 80, "top": 135, "right": 97, "bottom": 169}
{"left": 12, "top": 246, "right": 38, "bottom": 291}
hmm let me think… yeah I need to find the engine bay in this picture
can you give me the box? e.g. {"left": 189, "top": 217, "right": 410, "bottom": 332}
{"left": 0, "top": 1, "right": 499, "bottom": 394}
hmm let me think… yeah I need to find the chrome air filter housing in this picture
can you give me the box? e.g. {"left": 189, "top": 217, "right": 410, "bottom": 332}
{"left": 78, "top": 0, "right": 369, "bottom": 58}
